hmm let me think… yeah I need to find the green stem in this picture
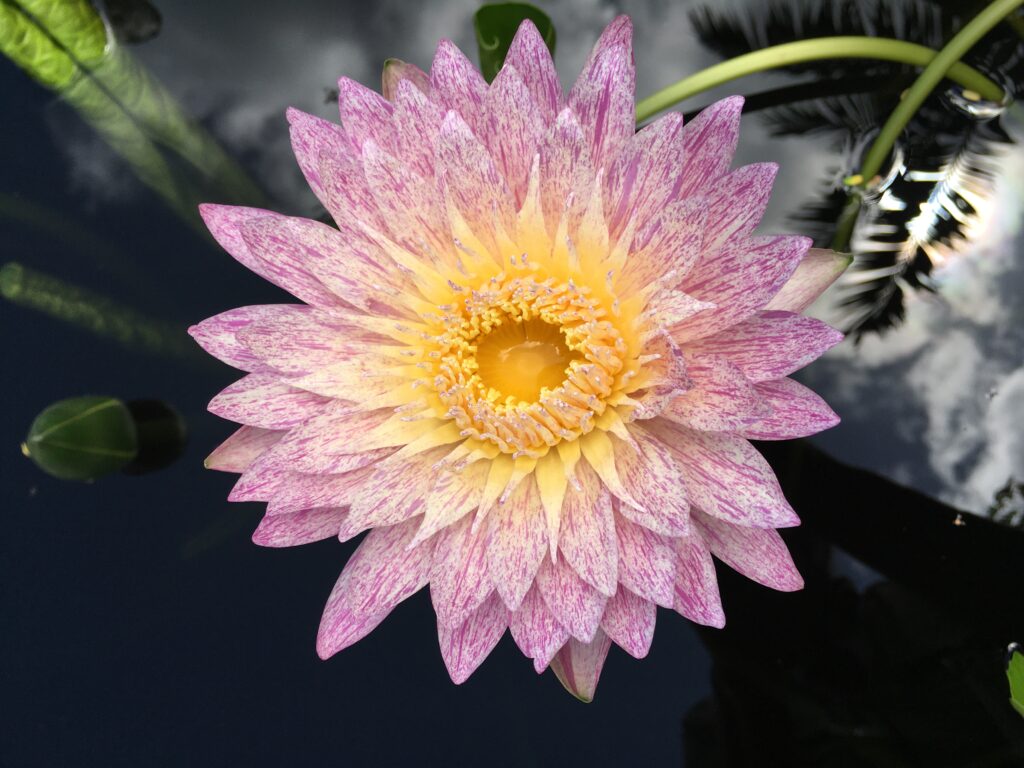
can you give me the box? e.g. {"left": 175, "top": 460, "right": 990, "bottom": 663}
{"left": 635, "top": 36, "right": 1004, "bottom": 123}
{"left": 858, "top": 0, "right": 1022, "bottom": 182}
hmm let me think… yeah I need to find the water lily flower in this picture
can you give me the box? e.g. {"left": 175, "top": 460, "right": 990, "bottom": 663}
{"left": 191, "top": 16, "right": 848, "bottom": 701}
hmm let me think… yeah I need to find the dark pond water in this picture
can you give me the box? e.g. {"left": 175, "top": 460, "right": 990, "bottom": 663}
{"left": 2, "top": 0, "right": 1023, "bottom": 765}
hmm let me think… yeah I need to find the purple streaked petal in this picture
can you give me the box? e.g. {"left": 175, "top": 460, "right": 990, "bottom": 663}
{"left": 188, "top": 305, "right": 279, "bottom": 372}
{"left": 675, "top": 96, "right": 743, "bottom": 198}
{"left": 695, "top": 511, "right": 804, "bottom": 591}
{"left": 437, "top": 592, "right": 508, "bottom": 684}
{"left": 316, "top": 516, "right": 435, "bottom": 658}
{"left": 252, "top": 507, "right": 347, "bottom": 548}
{"left": 613, "top": 510, "right": 677, "bottom": 608}
{"left": 673, "top": 533, "right": 725, "bottom": 627}
{"left": 649, "top": 421, "right": 799, "bottom": 529}
{"left": 621, "top": 198, "right": 706, "bottom": 295}
{"left": 337, "top": 76, "right": 394, "bottom": 152}
{"left": 414, "top": 461, "right": 488, "bottom": 544}
{"left": 208, "top": 373, "right": 329, "bottom": 430}
{"left": 558, "top": 462, "right": 617, "bottom": 596}
{"left": 567, "top": 43, "right": 634, "bottom": 170}
{"left": 265, "top": 465, "right": 375, "bottom": 516}
{"left": 205, "top": 425, "right": 284, "bottom": 474}
{"left": 429, "top": 40, "right": 487, "bottom": 138}
{"left": 611, "top": 428, "right": 690, "bottom": 537}
{"left": 503, "top": 20, "right": 561, "bottom": 122}
{"left": 430, "top": 513, "right": 494, "bottom": 628}
{"left": 700, "top": 163, "right": 778, "bottom": 249}
{"left": 687, "top": 310, "right": 844, "bottom": 382}
{"left": 484, "top": 65, "right": 546, "bottom": 207}
{"left": 509, "top": 584, "right": 570, "bottom": 673}
{"left": 539, "top": 107, "right": 595, "bottom": 234}
{"left": 285, "top": 108, "right": 349, "bottom": 203}
{"left": 486, "top": 478, "right": 548, "bottom": 611}
{"left": 536, "top": 553, "right": 607, "bottom": 643}
{"left": 600, "top": 588, "right": 656, "bottom": 659}
{"left": 382, "top": 58, "right": 430, "bottom": 102}
{"left": 391, "top": 79, "right": 445, "bottom": 180}
{"left": 737, "top": 378, "right": 840, "bottom": 440}
{"left": 661, "top": 353, "right": 769, "bottom": 432}
{"left": 766, "top": 248, "right": 852, "bottom": 311}
{"left": 549, "top": 629, "right": 613, "bottom": 703}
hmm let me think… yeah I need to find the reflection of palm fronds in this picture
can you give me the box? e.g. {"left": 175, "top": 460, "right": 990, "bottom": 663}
{"left": 691, "top": 0, "right": 1021, "bottom": 337}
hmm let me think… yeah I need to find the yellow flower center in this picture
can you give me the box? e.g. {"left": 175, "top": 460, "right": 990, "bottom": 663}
{"left": 475, "top": 317, "right": 578, "bottom": 402}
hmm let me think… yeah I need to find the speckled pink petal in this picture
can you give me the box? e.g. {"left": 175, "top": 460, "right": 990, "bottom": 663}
{"left": 738, "top": 378, "right": 840, "bottom": 440}
{"left": 228, "top": 450, "right": 294, "bottom": 502}
{"left": 687, "top": 310, "right": 843, "bottom": 382}
{"left": 674, "top": 96, "right": 743, "bottom": 197}
{"left": 549, "top": 629, "right": 613, "bottom": 703}
{"left": 436, "top": 110, "right": 516, "bottom": 248}
{"left": 429, "top": 40, "right": 488, "bottom": 138}
{"left": 509, "top": 584, "right": 569, "bottom": 672}
{"left": 610, "top": 429, "right": 690, "bottom": 537}
{"left": 285, "top": 108, "right": 348, "bottom": 203}
{"left": 662, "top": 353, "right": 769, "bottom": 432}
{"left": 188, "top": 306, "right": 278, "bottom": 373}
{"left": 574, "top": 15, "right": 632, "bottom": 98}
{"left": 539, "top": 107, "right": 595, "bottom": 234}
{"left": 695, "top": 511, "right": 804, "bottom": 591}
{"left": 317, "top": 144, "right": 390, "bottom": 236}
{"left": 600, "top": 587, "right": 656, "bottom": 659}
{"left": 484, "top": 65, "right": 546, "bottom": 207}
{"left": 413, "top": 461, "right": 488, "bottom": 545}
{"left": 766, "top": 248, "right": 851, "bottom": 311}
{"left": 567, "top": 42, "right": 634, "bottom": 170}
{"left": 650, "top": 421, "right": 799, "bottom": 528}
{"left": 205, "top": 425, "right": 284, "bottom": 473}
{"left": 621, "top": 198, "right": 706, "bottom": 295}
{"left": 235, "top": 306, "right": 372, "bottom": 375}
{"left": 613, "top": 511, "right": 676, "bottom": 607}
{"left": 382, "top": 58, "right": 429, "bottom": 102}
{"left": 673, "top": 532, "right": 725, "bottom": 627}
{"left": 604, "top": 112, "right": 684, "bottom": 237}
{"left": 261, "top": 402, "right": 394, "bottom": 474}
{"left": 700, "top": 163, "right": 778, "bottom": 249}
{"left": 337, "top": 76, "right": 394, "bottom": 152}
{"left": 673, "top": 235, "right": 811, "bottom": 343}
{"left": 265, "top": 465, "right": 375, "bottom": 516}
{"left": 252, "top": 507, "right": 347, "bottom": 548}
{"left": 208, "top": 373, "right": 329, "bottom": 430}
{"left": 390, "top": 79, "right": 444, "bottom": 180}
{"left": 486, "top": 479, "right": 548, "bottom": 611}
{"left": 558, "top": 463, "right": 618, "bottom": 596}
{"left": 317, "top": 516, "right": 435, "bottom": 658}
{"left": 437, "top": 591, "right": 508, "bottom": 684}
{"left": 430, "top": 514, "right": 494, "bottom": 628}
{"left": 503, "top": 20, "right": 561, "bottom": 122}
{"left": 536, "top": 554, "right": 607, "bottom": 643}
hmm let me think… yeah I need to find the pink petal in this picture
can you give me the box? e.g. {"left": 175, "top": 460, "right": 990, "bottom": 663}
{"left": 648, "top": 421, "right": 799, "bottom": 528}
{"left": 430, "top": 514, "right": 494, "bottom": 628}
{"left": 382, "top": 58, "right": 430, "bottom": 102}
{"left": 484, "top": 65, "right": 546, "bottom": 207}
{"left": 189, "top": 305, "right": 280, "bottom": 372}
{"left": 686, "top": 310, "right": 844, "bottom": 382}
{"left": 205, "top": 425, "right": 284, "bottom": 473}
{"left": 766, "top": 248, "right": 852, "bottom": 311}
{"left": 673, "top": 533, "right": 725, "bottom": 627}
{"left": 503, "top": 20, "right": 561, "bottom": 122}
{"left": 558, "top": 463, "right": 618, "bottom": 596}
{"left": 235, "top": 306, "right": 370, "bottom": 375}
{"left": 539, "top": 107, "right": 595, "bottom": 234}
{"left": 285, "top": 108, "right": 348, "bottom": 203}
{"left": 317, "top": 516, "right": 435, "bottom": 658}
{"left": 549, "top": 629, "right": 613, "bottom": 702}
{"left": 265, "top": 465, "right": 375, "bottom": 516}
{"left": 600, "top": 588, "right": 656, "bottom": 659}
{"left": 738, "top": 378, "right": 840, "bottom": 440}
{"left": 252, "top": 507, "right": 346, "bottom": 548}
{"left": 567, "top": 42, "right": 634, "bottom": 170}
{"left": 228, "top": 450, "right": 295, "bottom": 502}
{"left": 390, "top": 79, "right": 444, "bottom": 180}
{"left": 536, "top": 554, "right": 607, "bottom": 642}
{"left": 436, "top": 111, "right": 517, "bottom": 249}
{"left": 674, "top": 96, "right": 743, "bottom": 197}
{"left": 700, "top": 163, "right": 778, "bottom": 249}
{"left": 437, "top": 592, "right": 508, "bottom": 684}
{"left": 603, "top": 112, "right": 684, "bottom": 237}
{"left": 613, "top": 511, "right": 677, "bottom": 607}
{"left": 262, "top": 402, "right": 396, "bottom": 474}
{"left": 413, "top": 462, "right": 487, "bottom": 545}
{"left": 508, "top": 585, "right": 570, "bottom": 672}
{"left": 486, "top": 478, "right": 548, "bottom": 611}
{"left": 610, "top": 428, "right": 690, "bottom": 537}
{"left": 661, "top": 353, "right": 769, "bottom": 432}
{"left": 673, "top": 235, "right": 811, "bottom": 343}
{"left": 317, "top": 143, "right": 390, "bottom": 236}
{"left": 695, "top": 511, "right": 804, "bottom": 591}
{"left": 337, "top": 76, "right": 394, "bottom": 152}
{"left": 429, "top": 40, "right": 488, "bottom": 138}
{"left": 208, "top": 373, "right": 328, "bottom": 430}
{"left": 621, "top": 198, "right": 706, "bottom": 295}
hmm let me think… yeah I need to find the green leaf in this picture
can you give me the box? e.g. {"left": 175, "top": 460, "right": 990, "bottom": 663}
{"left": 24, "top": 396, "right": 138, "bottom": 481}
{"left": 1008, "top": 643, "right": 1024, "bottom": 718}
{"left": 474, "top": 3, "right": 556, "bottom": 83}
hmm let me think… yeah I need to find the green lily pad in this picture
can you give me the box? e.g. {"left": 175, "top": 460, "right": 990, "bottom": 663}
{"left": 474, "top": 3, "right": 556, "bottom": 83}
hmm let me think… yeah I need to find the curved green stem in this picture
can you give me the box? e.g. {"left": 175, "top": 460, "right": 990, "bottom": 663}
{"left": 635, "top": 36, "right": 1004, "bottom": 123}
{"left": 858, "top": 0, "right": 1022, "bottom": 182}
